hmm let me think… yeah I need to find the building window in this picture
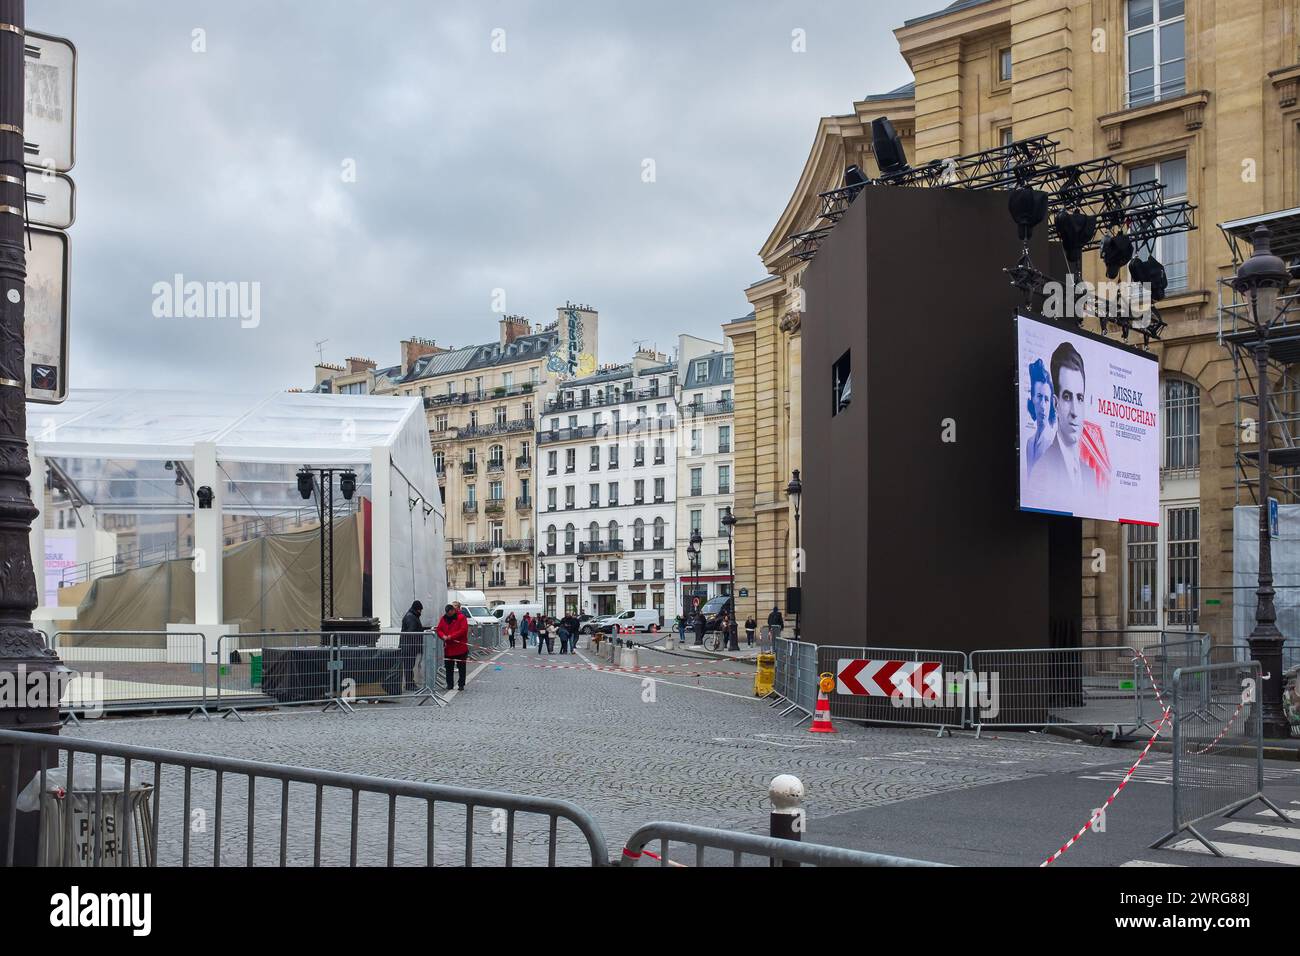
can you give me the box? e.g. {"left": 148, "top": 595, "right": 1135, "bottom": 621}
{"left": 634, "top": 441, "right": 645, "bottom": 466}
{"left": 546, "top": 525, "right": 557, "bottom": 554}
{"left": 608, "top": 482, "right": 619, "bottom": 506}
{"left": 690, "top": 509, "right": 702, "bottom": 534}
{"left": 1125, "top": 523, "right": 1158, "bottom": 626}
{"left": 998, "top": 47, "right": 1012, "bottom": 83}
{"left": 488, "top": 444, "right": 504, "bottom": 467}
{"left": 718, "top": 425, "right": 731, "bottom": 453}
{"left": 653, "top": 558, "right": 664, "bottom": 579}
{"left": 654, "top": 438, "right": 665, "bottom": 464}
{"left": 609, "top": 445, "right": 619, "bottom": 468}
{"left": 489, "top": 480, "right": 503, "bottom": 501}
{"left": 565, "top": 486, "right": 575, "bottom": 509}
{"left": 690, "top": 467, "right": 702, "bottom": 496}
{"left": 565, "top": 448, "right": 576, "bottom": 472}
{"left": 434, "top": 450, "right": 445, "bottom": 474}
{"left": 717, "top": 465, "right": 730, "bottom": 494}
{"left": 1126, "top": 0, "right": 1185, "bottom": 107}
{"left": 1166, "top": 506, "right": 1199, "bottom": 626}
{"left": 633, "top": 519, "right": 645, "bottom": 549}
{"left": 722, "top": 356, "right": 733, "bottom": 379}
{"left": 589, "top": 484, "right": 600, "bottom": 507}
{"left": 495, "top": 406, "right": 507, "bottom": 426}
{"left": 547, "top": 488, "right": 557, "bottom": 511}
{"left": 631, "top": 588, "right": 646, "bottom": 608}
{"left": 694, "top": 359, "right": 709, "bottom": 379}
{"left": 633, "top": 560, "right": 644, "bottom": 581}
{"left": 1129, "top": 157, "right": 1188, "bottom": 292}
{"left": 565, "top": 524, "right": 576, "bottom": 553}
{"left": 653, "top": 516, "right": 665, "bottom": 549}
{"left": 691, "top": 429, "right": 701, "bottom": 455}
{"left": 718, "top": 548, "right": 730, "bottom": 569}
{"left": 653, "top": 477, "right": 664, "bottom": 502}
{"left": 608, "top": 560, "right": 618, "bottom": 580}
{"left": 1162, "top": 378, "right": 1200, "bottom": 473}
{"left": 547, "top": 450, "right": 557, "bottom": 475}
{"left": 590, "top": 446, "right": 600, "bottom": 470}
{"left": 634, "top": 479, "right": 645, "bottom": 504}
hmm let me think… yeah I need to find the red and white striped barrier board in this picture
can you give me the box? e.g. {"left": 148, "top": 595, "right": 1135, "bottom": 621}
{"left": 836, "top": 659, "right": 942, "bottom": 700}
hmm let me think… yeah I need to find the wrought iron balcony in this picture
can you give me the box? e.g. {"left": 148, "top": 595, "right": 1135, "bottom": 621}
{"left": 515, "top": 455, "right": 532, "bottom": 470}
{"left": 681, "top": 399, "right": 734, "bottom": 418}
{"left": 485, "top": 499, "right": 505, "bottom": 515}
{"left": 458, "top": 418, "right": 535, "bottom": 440}
{"left": 451, "top": 538, "right": 535, "bottom": 556}
{"left": 462, "top": 501, "right": 478, "bottom": 513}
{"left": 515, "top": 496, "right": 532, "bottom": 511}
{"left": 486, "top": 460, "right": 505, "bottom": 474}
{"left": 462, "top": 461, "right": 478, "bottom": 475}
{"left": 579, "top": 538, "right": 623, "bottom": 555}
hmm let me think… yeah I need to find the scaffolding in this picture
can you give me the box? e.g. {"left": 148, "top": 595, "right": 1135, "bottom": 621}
{"left": 1217, "top": 207, "right": 1300, "bottom": 506}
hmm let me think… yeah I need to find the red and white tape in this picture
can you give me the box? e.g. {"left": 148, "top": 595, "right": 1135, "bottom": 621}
{"left": 1040, "top": 648, "right": 1167, "bottom": 867}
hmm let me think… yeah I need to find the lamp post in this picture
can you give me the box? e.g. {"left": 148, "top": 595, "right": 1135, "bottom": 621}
{"left": 786, "top": 470, "right": 803, "bottom": 640}
{"left": 537, "top": 550, "right": 548, "bottom": 619}
{"left": 721, "top": 507, "right": 738, "bottom": 650}
{"left": 576, "top": 552, "right": 587, "bottom": 621}
{"left": 687, "top": 530, "right": 702, "bottom": 645}
{"left": 478, "top": 559, "right": 488, "bottom": 592}
{"left": 1231, "top": 225, "right": 1294, "bottom": 739}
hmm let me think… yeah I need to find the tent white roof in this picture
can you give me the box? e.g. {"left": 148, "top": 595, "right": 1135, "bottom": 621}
{"left": 27, "top": 388, "right": 423, "bottom": 466}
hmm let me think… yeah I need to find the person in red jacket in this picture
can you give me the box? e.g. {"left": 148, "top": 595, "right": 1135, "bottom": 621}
{"left": 436, "top": 603, "right": 470, "bottom": 692}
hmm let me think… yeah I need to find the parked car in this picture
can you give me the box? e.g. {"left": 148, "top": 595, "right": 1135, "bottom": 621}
{"left": 595, "top": 608, "right": 664, "bottom": 634}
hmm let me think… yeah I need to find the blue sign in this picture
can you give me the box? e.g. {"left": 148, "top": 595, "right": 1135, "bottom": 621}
{"left": 1270, "top": 497, "right": 1279, "bottom": 538}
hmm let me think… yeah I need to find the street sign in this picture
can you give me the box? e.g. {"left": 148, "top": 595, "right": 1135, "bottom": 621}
{"left": 23, "top": 226, "right": 69, "bottom": 404}
{"left": 24, "top": 32, "right": 76, "bottom": 173}
{"left": 24, "top": 167, "right": 73, "bottom": 229}
{"left": 1269, "top": 496, "right": 1279, "bottom": 538}
{"left": 836, "top": 658, "right": 942, "bottom": 700}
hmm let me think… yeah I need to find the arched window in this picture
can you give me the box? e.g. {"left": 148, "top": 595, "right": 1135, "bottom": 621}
{"left": 653, "top": 516, "right": 665, "bottom": 547}
{"left": 608, "top": 520, "right": 619, "bottom": 546}
{"left": 546, "top": 524, "right": 556, "bottom": 553}
{"left": 633, "top": 518, "right": 645, "bottom": 547}
{"left": 488, "top": 444, "right": 504, "bottom": 467}
{"left": 1163, "top": 378, "right": 1200, "bottom": 472}
{"left": 565, "top": 523, "right": 576, "bottom": 552}
{"left": 588, "top": 521, "right": 600, "bottom": 544}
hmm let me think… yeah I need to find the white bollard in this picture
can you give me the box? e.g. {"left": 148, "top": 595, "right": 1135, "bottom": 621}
{"left": 769, "top": 774, "right": 805, "bottom": 867}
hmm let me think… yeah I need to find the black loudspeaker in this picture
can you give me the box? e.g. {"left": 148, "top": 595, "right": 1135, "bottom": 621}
{"left": 786, "top": 586, "right": 802, "bottom": 615}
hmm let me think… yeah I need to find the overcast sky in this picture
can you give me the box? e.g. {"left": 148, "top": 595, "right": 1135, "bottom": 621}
{"left": 38, "top": 0, "right": 940, "bottom": 390}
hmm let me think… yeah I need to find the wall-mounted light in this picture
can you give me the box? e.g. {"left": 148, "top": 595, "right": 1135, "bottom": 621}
{"left": 196, "top": 486, "right": 214, "bottom": 509}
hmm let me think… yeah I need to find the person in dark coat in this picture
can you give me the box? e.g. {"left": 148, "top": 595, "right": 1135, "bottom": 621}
{"left": 745, "top": 615, "right": 757, "bottom": 646}
{"left": 693, "top": 612, "right": 706, "bottom": 646}
{"left": 505, "top": 612, "right": 518, "bottom": 649}
{"left": 520, "top": 613, "right": 532, "bottom": 648}
{"left": 537, "top": 616, "right": 553, "bottom": 654}
{"left": 399, "top": 600, "right": 426, "bottom": 691}
{"left": 767, "top": 606, "right": 784, "bottom": 638}
{"left": 436, "top": 603, "right": 470, "bottom": 691}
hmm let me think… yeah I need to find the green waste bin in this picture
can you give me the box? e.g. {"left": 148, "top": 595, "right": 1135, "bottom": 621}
{"left": 250, "top": 653, "right": 263, "bottom": 689}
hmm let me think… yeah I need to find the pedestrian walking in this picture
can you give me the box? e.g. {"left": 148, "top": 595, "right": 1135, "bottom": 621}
{"left": 537, "top": 616, "right": 554, "bottom": 655}
{"left": 399, "top": 600, "right": 427, "bottom": 691}
{"left": 520, "top": 613, "right": 532, "bottom": 648}
{"left": 676, "top": 614, "right": 686, "bottom": 645}
{"left": 767, "top": 606, "right": 784, "bottom": 639}
{"left": 744, "top": 615, "right": 756, "bottom": 647}
{"left": 505, "top": 612, "right": 517, "bottom": 649}
{"left": 436, "top": 603, "right": 469, "bottom": 692}
{"left": 561, "top": 612, "right": 579, "bottom": 653}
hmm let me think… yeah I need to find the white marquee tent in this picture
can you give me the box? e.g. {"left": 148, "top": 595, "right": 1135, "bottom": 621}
{"left": 26, "top": 389, "right": 445, "bottom": 631}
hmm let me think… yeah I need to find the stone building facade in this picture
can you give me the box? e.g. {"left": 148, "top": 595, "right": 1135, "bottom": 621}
{"left": 731, "top": 0, "right": 1300, "bottom": 643}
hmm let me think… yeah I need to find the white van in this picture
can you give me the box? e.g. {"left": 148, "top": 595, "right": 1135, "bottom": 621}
{"left": 446, "top": 589, "right": 496, "bottom": 626}
{"left": 492, "top": 602, "right": 542, "bottom": 623}
{"left": 598, "top": 608, "right": 664, "bottom": 634}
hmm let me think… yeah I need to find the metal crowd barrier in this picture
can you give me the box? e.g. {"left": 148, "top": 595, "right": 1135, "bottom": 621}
{"left": 618, "top": 821, "right": 949, "bottom": 867}
{"left": 968, "top": 646, "right": 1143, "bottom": 736}
{"left": 51, "top": 630, "right": 210, "bottom": 718}
{"left": 1207, "top": 640, "right": 1300, "bottom": 673}
{"left": 0, "top": 727, "right": 609, "bottom": 867}
{"left": 769, "top": 638, "right": 818, "bottom": 722}
{"left": 466, "top": 621, "right": 503, "bottom": 659}
{"left": 1150, "top": 661, "right": 1294, "bottom": 856}
{"left": 816, "top": 644, "right": 970, "bottom": 734}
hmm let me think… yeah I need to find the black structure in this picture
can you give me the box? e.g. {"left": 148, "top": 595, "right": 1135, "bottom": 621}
{"left": 298, "top": 466, "right": 358, "bottom": 625}
{"left": 799, "top": 185, "right": 1081, "bottom": 652}
{"left": 0, "top": 0, "right": 63, "bottom": 868}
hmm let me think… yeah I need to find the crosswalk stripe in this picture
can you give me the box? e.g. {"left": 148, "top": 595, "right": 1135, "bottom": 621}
{"left": 1121, "top": 860, "right": 1183, "bottom": 867}
{"left": 1216, "top": 821, "right": 1300, "bottom": 841}
{"left": 1167, "top": 838, "right": 1300, "bottom": 865}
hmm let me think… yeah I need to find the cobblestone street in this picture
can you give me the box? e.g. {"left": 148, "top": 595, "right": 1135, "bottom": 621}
{"left": 62, "top": 642, "right": 1135, "bottom": 865}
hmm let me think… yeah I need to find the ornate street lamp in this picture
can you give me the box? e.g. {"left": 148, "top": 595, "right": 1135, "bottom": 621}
{"left": 576, "top": 552, "right": 587, "bottom": 621}
{"left": 478, "top": 559, "right": 488, "bottom": 591}
{"left": 687, "top": 529, "right": 702, "bottom": 644}
{"left": 786, "top": 469, "right": 803, "bottom": 639}
{"left": 537, "top": 550, "right": 548, "bottom": 619}
{"left": 721, "top": 507, "right": 738, "bottom": 650}
{"left": 1231, "top": 225, "right": 1295, "bottom": 739}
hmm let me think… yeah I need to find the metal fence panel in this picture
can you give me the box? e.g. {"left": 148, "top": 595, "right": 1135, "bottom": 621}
{"left": 1151, "top": 661, "right": 1293, "bottom": 854}
{"left": 969, "top": 646, "right": 1142, "bottom": 733}
{"left": 771, "top": 638, "right": 817, "bottom": 720}
{"left": 618, "top": 821, "right": 948, "bottom": 867}
{"left": 816, "top": 645, "right": 969, "bottom": 731}
{"left": 0, "top": 728, "right": 608, "bottom": 867}
{"left": 52, "top": 631, "right": 209, "bottom": 715}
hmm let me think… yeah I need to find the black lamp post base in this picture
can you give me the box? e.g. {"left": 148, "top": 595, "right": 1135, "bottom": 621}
{"left": 1247, "top": 629, "right": 1292, "bottom": 740}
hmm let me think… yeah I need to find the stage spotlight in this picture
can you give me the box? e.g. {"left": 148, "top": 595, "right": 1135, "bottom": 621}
{"left": 296, "top": 467, "right": 315, "bottom": 500}
{"left": 339, "top": 469, "right": 357, "bottom": 500}
{"left": 174, "top": 471, "right": 184, "bottom": 486}
{"left": 843, "top": 164, "right": 869, "bottom": 188}
{"left": 422, "top": 502, "right": 434, "bottom": 517}
{"left": 1129, "top": 255, "right": 1169, "bottom": 302}
{"left": 870, "top": 118, "right": 909, "bottom": 175}
{"left": 1053, "top": 210, "right": 1096, "bottom": 276}
{"left": 1100, "top": 232, "right": 1134, "bottom": 279}
{"left": 1008, "top": 186, "right": 1049, "bottom": 241}
{"left": 196, "top": 486, "right": 214, "bottom": 510}
{"left": 164, "top": 460, "right": 174, "bottom": 471}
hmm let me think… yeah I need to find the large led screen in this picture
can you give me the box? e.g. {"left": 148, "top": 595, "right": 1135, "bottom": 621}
{"left": 1017, "top": 313, "right": 1159, "bottom": 525}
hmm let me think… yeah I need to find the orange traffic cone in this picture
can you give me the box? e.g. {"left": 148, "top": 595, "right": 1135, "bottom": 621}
{"left": 809, "top": 672, "right": 837, "bottom": 733}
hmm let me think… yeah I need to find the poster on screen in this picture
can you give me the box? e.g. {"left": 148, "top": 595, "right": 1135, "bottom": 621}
{"left": 44, "top": 537, "right": 77, "bottom": 606}
{"left": 1016, "top": 313, "right": 1159, "bottom": 525}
